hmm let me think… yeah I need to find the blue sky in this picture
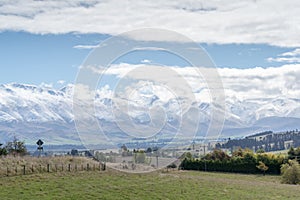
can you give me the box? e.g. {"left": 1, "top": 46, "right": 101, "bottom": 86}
{"left": 0, "top": 32, "right": 106, "bottom": 85}
{"left": 0, "top": 0, "right": 299, "bottom": 87}
{"left": 1, "top": 0, "right": 300, "bottom": 145}
{"left": 0, "top": 31, "right": 295, "bottom": 86}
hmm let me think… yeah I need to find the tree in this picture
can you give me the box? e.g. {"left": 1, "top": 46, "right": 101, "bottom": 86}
{"left": 121, "top": 144, "right": 127, "bottom": 152}
{"left": 256, "top": 161, "right": 269, "bottom": 176}
{"left": 205, "top": 149, "right": 230, "bottom": 161}
{"left": 95, "top": 152, "right": 106, "bottom": 162}
{"left": 71, "top": 149, "right": 79, "bottom": 156}
{"left": 133, "top": 150, "right": 147, "bottom": 164}
{"left": 256, "top": 148, "right": 265, "bottom": 154}
{"left": 232, "top": 147, "right": 244, "bottom": 157}
{"left": 295, "top": 147, "right": 300, "bottom": 157}
{"left": 0, "top": 143, "right": 7, "bottom": 156}
{"left": 146, "top": 147, "right": 152, "bottom": 153}
{"left": 288, "top": 147, "right": 300, "bottom": 162}
{"left": 288, "top": 147, "right": 295, "bottom": 159}
{"left": 182, "top": 152, "right": 193, "bottom": 160}
{"left": 5, "top": 137, "right": 27, "bottom": 156}
{"left": 281, "top": 160, "right": 300, "bottom": 184}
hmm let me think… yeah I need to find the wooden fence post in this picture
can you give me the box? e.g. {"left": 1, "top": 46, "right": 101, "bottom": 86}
{"left": 23, "top": 165, "right": 26, "bottom": 175}
{"left": 47, "top": 164, "right": 50, "bottom": 172}
{"left": 68, "top": 164, "right": 71, "bottom": 172}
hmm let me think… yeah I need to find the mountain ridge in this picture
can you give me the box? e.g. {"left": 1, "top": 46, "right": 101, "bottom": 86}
{"left": 0, "top": 83, "right": 299, "bottom": 145}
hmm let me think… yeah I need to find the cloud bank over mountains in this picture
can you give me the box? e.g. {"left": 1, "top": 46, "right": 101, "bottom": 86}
{"left": 0, "top": 63, "right": 299, "bottom": 144}
{"left": 1, "top": 0, "right": 300, "bottom": 47}
{"left": 90, "top": 63, "right": 300, "bottom": 100}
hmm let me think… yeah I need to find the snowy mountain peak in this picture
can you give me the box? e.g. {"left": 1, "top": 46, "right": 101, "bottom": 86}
{"left": 0, "top": 82, "right": 299, "bottom": 144}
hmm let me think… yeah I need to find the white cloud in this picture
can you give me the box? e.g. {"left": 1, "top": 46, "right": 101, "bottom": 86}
{"left": 267, "top": 57, "right": 300, "bottom": 63}
{"left": 280, "top": 49, "right": 300, "bottom": 57}
{"left": 39, "top": 82, "right": 53, "bottom": 88}
{"left": 141, "top": 59, "right": 151, "bottom": 64}
{"left": 57, "top": 80, "right": 66, "bottom": 85}
{"left": 267, "top": 48, "right": 300, "bottom": 63}
{"left": 94, "top": 63, "right": 300, "bottom": 101}
{"left": 73, "top": 83, "right": 95, "bottom": 101}
{"left": 133, "top": 47, "right": 168, "bottom": 51}
{"left": 71, "top": 62, "right": 300, "bottom": 134}
{"left": 73, "top": 44, "right": 100, "bottom": 49}
{"left": 1, "top": 0, "right": 300, "bottom": 47}
{"left": 219, "top": 65, "right": 300, "bottom": 100}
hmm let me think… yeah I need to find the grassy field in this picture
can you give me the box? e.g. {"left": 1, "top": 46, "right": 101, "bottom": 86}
{"left": 0, "top": 169, "right": 299, "bottom": 200}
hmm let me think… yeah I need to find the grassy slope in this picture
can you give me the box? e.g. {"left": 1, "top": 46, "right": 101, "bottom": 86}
{"left": 0, "top": 170, "right": 299, "bottom": 200}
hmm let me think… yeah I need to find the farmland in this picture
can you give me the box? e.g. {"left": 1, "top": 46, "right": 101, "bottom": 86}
{"left": 1, "top": 168, "right": 299, "bottom": 200}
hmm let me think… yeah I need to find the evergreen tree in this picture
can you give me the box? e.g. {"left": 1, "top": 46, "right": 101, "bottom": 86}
{"left": 0, "top": 143, "right": 7, "bottom": 156}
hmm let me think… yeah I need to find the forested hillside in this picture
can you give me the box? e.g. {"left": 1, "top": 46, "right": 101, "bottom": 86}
{"left": 217, "top": 130, "right": 300, "bottom": 152}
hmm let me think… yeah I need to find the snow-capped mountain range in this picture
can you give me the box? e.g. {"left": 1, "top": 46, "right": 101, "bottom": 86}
{"left": 0, "top": 83, "right": 299, "bottom": 145}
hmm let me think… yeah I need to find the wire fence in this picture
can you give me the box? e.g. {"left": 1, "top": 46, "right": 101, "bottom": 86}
{"left": 0, "top": 159, "right": 106, "bottom": 177}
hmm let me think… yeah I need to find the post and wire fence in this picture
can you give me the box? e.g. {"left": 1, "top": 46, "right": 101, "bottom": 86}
{"left": 0, "top": 159, "right": 106, "bottom": 177}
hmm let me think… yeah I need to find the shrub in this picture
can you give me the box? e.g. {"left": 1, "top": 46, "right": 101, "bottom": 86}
{"left": 256, "top": 161, "right": 268, "bottom": 175}
{"left": 167, "top": 163, "right": 177, "bottom": 169}
{"left": 281, "top": 160, "right": 300, "bottom": 184}
{"left": 180, "top": 148, "right": 284, "bottom": 174}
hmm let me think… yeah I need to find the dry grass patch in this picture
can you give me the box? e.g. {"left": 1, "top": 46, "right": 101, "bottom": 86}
{"left": 0, "top": 156, "right": 100, "bottom": 176}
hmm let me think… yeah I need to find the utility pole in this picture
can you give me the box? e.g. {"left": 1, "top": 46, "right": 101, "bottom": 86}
{"left": 199, "top": 144, "right": 207, "bottom": 171}
{"left": 199, "top": 145, "right": 207, "bottom": 157}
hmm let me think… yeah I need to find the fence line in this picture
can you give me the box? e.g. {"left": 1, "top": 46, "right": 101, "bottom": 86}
{"left": 1, "top": 162, "right": 106, "bottom": 177}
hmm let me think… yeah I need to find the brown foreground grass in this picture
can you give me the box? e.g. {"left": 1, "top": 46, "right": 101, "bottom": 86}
{"left": 0, "top": 156, "right": 101, "bottom": 176}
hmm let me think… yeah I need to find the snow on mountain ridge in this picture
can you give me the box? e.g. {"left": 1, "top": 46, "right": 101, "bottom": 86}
{"left": 0, "top": 83, "right": 74, "bottom": 123}
{"left": 0, "top": 83, "right": 299, "bottom": 124}
{"left": 0, "top": 83, "right": 299, "bottom": 144}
